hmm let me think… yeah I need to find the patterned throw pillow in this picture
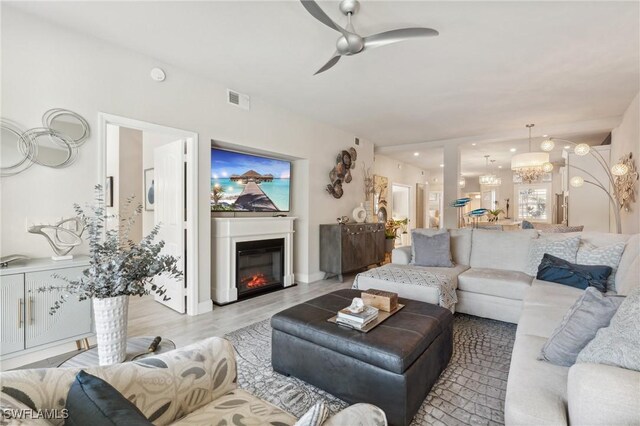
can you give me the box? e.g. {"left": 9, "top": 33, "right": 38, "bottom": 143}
{"left": 295, "top": 402, "right": 329, "bottom": 426}
{"left": 532, "top": 223, "right": 584, "bottom": 233}
{"left": 577, "top": 287, "right": 640, "bottom": 371}
{"left": 526, "top": 235, "right": 581, "bottom": 276}
{"left": 539, "top": 287, "right": 624, "bottom": 366}
{"left": 576, "top": 241, "right": 626, "bottom": 293}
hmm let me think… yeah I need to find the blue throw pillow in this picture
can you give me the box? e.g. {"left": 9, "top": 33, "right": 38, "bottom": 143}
{"left": 536, "top": 253, "right": 612, "bottom": 292}
{"left": 65, "top": 370, "right": 152, "bottom": 426}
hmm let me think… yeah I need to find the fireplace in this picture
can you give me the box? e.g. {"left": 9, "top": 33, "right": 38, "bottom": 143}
{"left": 236, "top": 238, "right": 285, "bottom": 299}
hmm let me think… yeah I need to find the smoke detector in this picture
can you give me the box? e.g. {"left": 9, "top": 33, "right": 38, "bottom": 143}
{"left": 150, "top": 68, "right": 166, "bottom": 82}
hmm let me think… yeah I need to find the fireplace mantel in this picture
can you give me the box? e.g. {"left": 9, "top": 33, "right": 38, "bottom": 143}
{"left": 211, "top": 216, "right": 296, "bottom": 304}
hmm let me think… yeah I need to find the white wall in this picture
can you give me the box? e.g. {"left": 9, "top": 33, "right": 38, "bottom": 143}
{"left": 611, "top": 92, "right": 640, "bottom": 234}
{"left": 0, "top": 8, "right": 375, "bottom": 304}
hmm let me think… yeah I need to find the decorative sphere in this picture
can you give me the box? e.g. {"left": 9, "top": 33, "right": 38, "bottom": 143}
{"left": 542, "top": 162, "right": 554, "bottom": 173}
{"left": 570, "top": 176, "right": 585, "bottom": 187}
{"left": 611, "top": 163, "right": 629, "bottom": 176}
{"left": 574, "top": 143, "right": 590, "bottom": 156}
{"left": 540, "top": 139, "right": 555, "bottom": 152}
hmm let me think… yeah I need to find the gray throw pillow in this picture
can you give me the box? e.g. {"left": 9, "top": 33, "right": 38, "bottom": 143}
{"left": 411, "top": 228, "right": 448, "bottom": 263}
{"left": 412, "top": 231, "right": 453, "bottom": 268}
{"left": 538, "top": 287, "right": 624, "bottom": 367}
{"left": 577, "top": 287, "right": 640, "bottom": 371}
{"left": 526, "top": 235, "right": 581, "bottom": 276}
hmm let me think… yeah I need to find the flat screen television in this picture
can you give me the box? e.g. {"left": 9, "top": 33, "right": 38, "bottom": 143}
{"left": 211, "top": 148, "right": 291, "bottom": 212}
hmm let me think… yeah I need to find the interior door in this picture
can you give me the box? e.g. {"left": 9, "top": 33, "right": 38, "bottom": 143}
{"left": 154, "top": 140, "right": 186, "bottom": 313}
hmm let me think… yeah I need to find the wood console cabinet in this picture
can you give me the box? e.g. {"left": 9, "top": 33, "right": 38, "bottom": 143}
{"left": 320, "top": 223, "right": 385, "bottom": 281}
{"left": 1, "top": 257, "right": 94, "bottom": 359}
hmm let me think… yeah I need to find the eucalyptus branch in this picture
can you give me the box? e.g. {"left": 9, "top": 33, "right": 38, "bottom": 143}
{"left": 41, "top": 185, "right": 182, "bottom": 315}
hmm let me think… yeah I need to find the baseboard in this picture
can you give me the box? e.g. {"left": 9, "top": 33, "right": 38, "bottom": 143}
{"left": 197, "top": 300, "right": 213, "bottom": 315}
{"left": 295, "top": 271, "right": 325, "bottom": 284}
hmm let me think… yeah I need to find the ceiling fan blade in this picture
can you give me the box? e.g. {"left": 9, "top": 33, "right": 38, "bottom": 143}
{"left": 314, "top": 53, "right": 341, "bottom": 75}
{"left": 364, "top": 28, "right": 439, "bottom": 50}
{"left": 300, "top": 0, "right": 349, "bottom": 36}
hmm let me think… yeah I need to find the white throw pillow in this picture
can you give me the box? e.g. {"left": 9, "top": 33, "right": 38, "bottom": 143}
{"left": 526, "top": 235, "right": 581, "bottom": 277}
{"left": 576, "top": 241, "right": 626, "bottom": 293}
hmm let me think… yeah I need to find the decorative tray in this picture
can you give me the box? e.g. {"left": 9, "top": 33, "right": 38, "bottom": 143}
{"left": 327, "top": 304, "right": 405, "bottom": 333}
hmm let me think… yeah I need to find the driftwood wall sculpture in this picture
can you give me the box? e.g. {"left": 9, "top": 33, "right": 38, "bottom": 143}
{"left": 326, "top": 147, "right": 357, "bottom": 199}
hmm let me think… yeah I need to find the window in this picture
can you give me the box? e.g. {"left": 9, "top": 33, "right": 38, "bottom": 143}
{"left": 516, "top": 184, "right": 551, "bottom": 222}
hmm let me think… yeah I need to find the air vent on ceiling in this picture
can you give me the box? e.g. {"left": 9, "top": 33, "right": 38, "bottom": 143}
{"left": 227, "top": 89, "right": 250, "bottom": 111}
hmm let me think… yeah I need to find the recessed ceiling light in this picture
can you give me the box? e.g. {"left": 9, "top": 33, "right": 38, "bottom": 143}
{"left": 413, "top": 152, "right": 419, "bottom": 156}
{"left": 564, "top": 145, "right": 570, "bottom": 149}
{"left": 439, "top": 164, "right": 444, "bottom": 168}
{"left": 471, "top": 143, "right": 477, "bottom": 146}
{"left": 498, "top": 165, "right": 503, "bottom": 169}
{"left": 543, "top": 134, "right": 548, "bottom": 137}
{"left": 510, "top": 148, "right": 517, "bottom": 152}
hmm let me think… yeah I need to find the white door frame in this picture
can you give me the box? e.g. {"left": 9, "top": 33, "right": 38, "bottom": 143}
{"left": 98, "top": 113, "right": 200, "bottom": 316}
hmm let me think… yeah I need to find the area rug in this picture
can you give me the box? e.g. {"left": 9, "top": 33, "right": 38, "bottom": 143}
{"left": 225, "top": 314, "right": 516, "bottom": 425}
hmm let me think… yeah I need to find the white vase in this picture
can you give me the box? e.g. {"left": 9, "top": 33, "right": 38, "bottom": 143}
{"left": 93, "top": 295, "right": 129, "bottom": 366}
{"left": 352, "top": 203, "right": 367, "bottom": 223}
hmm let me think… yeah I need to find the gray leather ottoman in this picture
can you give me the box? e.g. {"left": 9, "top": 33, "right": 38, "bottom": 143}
{"left": 271, "top": 289, "right": 453, "bottom": 426}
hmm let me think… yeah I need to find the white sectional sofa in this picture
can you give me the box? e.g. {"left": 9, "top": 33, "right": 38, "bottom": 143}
{"left": 355, "top": 228, "right": 640, "bottom": 425}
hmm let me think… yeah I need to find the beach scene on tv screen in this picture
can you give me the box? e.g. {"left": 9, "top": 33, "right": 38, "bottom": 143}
{"left": 211, "top": 149, "right": 290, "bottom": 212}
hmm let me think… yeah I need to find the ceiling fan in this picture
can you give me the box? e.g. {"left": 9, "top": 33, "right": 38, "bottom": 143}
{"left": 300, "top": 0, "right": 439, "bottom": 75}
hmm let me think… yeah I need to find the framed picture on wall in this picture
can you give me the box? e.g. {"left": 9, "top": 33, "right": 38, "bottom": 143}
{"left": 105, "top": 176, "right": 114, "bottom": 207}
{"left": 144, "top": 168, "right": 155, "bottom": 211}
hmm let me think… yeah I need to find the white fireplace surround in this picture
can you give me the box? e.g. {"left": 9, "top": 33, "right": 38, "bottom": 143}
{"left": 211, "top": 217, "right": 296, "bottom": 304}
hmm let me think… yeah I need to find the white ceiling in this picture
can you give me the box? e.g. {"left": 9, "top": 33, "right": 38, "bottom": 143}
{"left": 6, "top": 1, "right": 639, "bottom": 147}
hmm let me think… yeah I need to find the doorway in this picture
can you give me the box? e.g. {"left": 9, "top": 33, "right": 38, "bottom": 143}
{"left": 99, "top": 114, "right": 199, "bottom": 315}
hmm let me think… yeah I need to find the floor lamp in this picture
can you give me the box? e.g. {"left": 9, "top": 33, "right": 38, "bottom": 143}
{"left": 540, "top": 138, "right": 632, "bottom": 234}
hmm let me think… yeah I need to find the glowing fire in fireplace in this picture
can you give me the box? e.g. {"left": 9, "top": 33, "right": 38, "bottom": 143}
{"left": 243, "top": 273, "right": 269, "bottom": 288}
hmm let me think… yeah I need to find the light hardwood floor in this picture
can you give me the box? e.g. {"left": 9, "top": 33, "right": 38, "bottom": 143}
{"left": 18, "top": 276, "right": 353, "bottom": 369}
{"left": 127, "top": 276, "right": 353, "bottom": 347}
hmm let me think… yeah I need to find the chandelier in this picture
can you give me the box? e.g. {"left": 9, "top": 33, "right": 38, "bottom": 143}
{"left": 511, "top": 124, "right": 553, "bottom": 183}
{"left": 479, "top": 155, "right": 501, "bottom": 186}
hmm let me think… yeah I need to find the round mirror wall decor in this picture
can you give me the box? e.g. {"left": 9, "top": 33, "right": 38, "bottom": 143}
{"left": 0, "top": 119, "right": 37, "bottom": 177}
{"left": 42, "top": 108, "right": 90, "bottom": 147}
{"left": 22, "top": 127, "right": 77, "bottom": 168}
{"left": 0, "top": 108, "right": 90, "bottom": 177}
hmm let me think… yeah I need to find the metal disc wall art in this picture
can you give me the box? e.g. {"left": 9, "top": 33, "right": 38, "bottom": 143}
{"left": 326, "top": 147, "right": 357, "bottom": 199}
{"left": 0, "top": 108, "right": 90, "bottom": 177}
{"left": 23, "top": 128, "right": 78, "bottom": 168}
{"left": 0, "top": 119, "right": 37, "bottom": 177}
{"left": 42, "top": 108, "right": 90, "bottom": 147}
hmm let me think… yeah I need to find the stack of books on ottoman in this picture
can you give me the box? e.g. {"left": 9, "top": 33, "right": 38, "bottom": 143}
{"left": 336, "top": 305, "right": 379, "bottom": 330}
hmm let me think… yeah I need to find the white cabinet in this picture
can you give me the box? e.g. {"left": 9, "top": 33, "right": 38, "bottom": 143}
{"left": 0, "top": 257, "right": 93, "bottom": 359}
{"left": 1, "top": 275, "right": 25, "bottom": 355}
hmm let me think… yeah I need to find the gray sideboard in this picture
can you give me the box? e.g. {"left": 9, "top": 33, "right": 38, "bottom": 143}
{"left": 0, "top": 257, "right": 94, "bottom": 360}
{"left": 320, "top": 223, "right": 385, "bottom": 282}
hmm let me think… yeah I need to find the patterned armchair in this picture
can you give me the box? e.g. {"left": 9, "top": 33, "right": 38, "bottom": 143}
{"left": 1, "top": 337, "right": 386, "bottom": 425}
